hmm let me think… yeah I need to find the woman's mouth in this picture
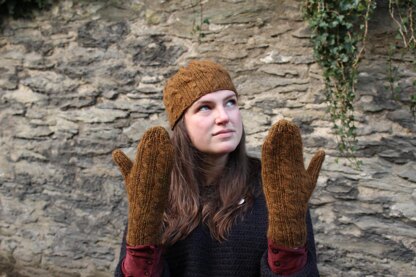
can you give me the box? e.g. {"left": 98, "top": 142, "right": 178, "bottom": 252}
{"left": 213, "top": 129, "right": 235, "bottom": 136}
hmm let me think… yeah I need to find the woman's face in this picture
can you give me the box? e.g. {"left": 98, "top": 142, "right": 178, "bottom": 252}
{"left": 184, "top": 90, "right": 243, "bottom": 156}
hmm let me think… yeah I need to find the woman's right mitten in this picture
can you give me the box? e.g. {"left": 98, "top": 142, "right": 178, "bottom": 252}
{"left": 112, "top": 126, "right": 174, "bottom": 246}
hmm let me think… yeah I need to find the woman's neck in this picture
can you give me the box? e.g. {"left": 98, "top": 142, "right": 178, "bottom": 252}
{"left": 203, "top": 154, "right": 228, "bottom": 186}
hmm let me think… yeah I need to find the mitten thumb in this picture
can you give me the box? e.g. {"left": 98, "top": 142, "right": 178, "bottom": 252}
{"left": 306, "top": 149, "right": 325, "bottom": 192}
{"left": 112, "top": 149, "right": 133, "bottom": 179}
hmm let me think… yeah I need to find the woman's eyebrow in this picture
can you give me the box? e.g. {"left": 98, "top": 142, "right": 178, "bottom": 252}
{"left": 194, "top": 99, "right": 213, "bottom": 105}
{"left": 194, "top": 93, "right": 236, "bottom": 105}
{"left": 224, "top": 94, "right": 237, "bottom": 100}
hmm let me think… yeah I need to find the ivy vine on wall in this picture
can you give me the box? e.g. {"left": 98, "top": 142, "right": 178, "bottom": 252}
{"left": 191, "top": 0, "right": 210, "bottom": 42}
{"left": 303, "top": 0, "right": 375, "bottom": 168}
{"left": 303, "top": 0, "right": 415, "bottom": 168}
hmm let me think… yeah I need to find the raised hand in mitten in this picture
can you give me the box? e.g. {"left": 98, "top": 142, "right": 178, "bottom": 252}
{"left": 112, "top": 126, "right": 174, "bottom": 246}
{"left": 262, "top": 119, "right": 325, "bottom": 248}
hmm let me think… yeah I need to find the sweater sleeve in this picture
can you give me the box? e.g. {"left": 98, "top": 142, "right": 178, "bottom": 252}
{"left": 260, "top": 209, "right": 319, "bottom": 277}
{"left": 114, "top": 224, "right": 171, "bottom": 277}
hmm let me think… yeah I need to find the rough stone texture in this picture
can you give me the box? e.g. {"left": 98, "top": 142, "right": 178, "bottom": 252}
{"left": 0, "top": 0, "right": 415, "bottom": 276}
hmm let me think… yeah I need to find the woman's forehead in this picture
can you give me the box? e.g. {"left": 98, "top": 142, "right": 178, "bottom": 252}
{"left": 195, "top": 90, "right": 236, "bottom": 102}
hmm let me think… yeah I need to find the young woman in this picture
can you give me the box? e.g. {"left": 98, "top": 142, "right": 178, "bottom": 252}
{"left": 113, "top": 60, "right": 325, "bottom": 277}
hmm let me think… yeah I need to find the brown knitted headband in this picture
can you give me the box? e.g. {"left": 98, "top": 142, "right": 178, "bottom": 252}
{"left": 163, "top": 60, "right": 237, "bottom": 129}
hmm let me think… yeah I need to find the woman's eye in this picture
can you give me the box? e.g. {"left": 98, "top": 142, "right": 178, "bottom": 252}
{"left": 198, "top": 105, "right": 210, "bottom": 112}
{"left": 226, "top": 99, "right": 237, "bottom": 107}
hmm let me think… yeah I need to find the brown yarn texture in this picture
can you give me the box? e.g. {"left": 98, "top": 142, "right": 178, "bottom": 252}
{"left": 261, "top": 119, "right": 325, "bottom": 248}
{"left": 163, "top": 60, "right": 237, "bottom": 129}
{"left": 112, "top": 126, "right": 174, "bottom": 246}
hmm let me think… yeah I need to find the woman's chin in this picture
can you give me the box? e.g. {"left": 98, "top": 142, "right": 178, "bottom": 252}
{"left": 209, "top": 146, "right": 238, "bottom": 156}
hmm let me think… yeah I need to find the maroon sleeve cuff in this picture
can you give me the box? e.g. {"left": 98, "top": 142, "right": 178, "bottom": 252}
{"left": 122, "top": 244, "right": 163, "bottom": 277}
{"left": 267, "top": 239, "right": 307, "bottom": 275}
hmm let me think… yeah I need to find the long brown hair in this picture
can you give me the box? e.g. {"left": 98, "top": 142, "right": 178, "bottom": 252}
{"left": 162, "top": 118, "right": 260, "bottom": 245}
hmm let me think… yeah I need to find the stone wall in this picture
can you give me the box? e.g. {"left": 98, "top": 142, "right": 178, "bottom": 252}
{"left": 0, "top": 0, "right": 415, "bottom": 276}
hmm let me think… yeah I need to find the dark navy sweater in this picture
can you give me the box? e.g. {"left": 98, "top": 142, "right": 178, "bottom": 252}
{"left": 115, "top": 185, "right": 319, "bottom": 277}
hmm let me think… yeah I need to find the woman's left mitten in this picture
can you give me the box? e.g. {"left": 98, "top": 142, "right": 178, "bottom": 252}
{"left": 262, "top": 119, "right": 325, "bottom": 248}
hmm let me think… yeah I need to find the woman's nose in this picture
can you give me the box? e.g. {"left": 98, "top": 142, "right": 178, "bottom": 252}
{"left": 215, "top": 108, "right": 230, "bottom": 124}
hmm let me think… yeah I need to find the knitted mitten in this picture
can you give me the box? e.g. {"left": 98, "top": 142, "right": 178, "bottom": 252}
{"left": 112, "top": 126, "right": 174, "bottom": 246}
{"left": 262, "top": 119, "right": 325, "bottom": 248}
